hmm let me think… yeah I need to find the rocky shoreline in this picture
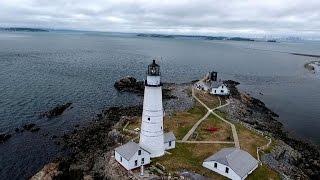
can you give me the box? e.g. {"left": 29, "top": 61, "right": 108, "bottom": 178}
{"left": 32, "top": 78, "right": 194, "bottom": 180}
{"left": 31, "top": 79, "right": 319, "bottom": 180}
{"left": 222, "top": 80, "right": 320, "bottom": 179}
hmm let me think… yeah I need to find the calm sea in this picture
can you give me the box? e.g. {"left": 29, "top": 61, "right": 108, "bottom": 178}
{"left": 0, "top": 31, "right": 319, "bottom": 179}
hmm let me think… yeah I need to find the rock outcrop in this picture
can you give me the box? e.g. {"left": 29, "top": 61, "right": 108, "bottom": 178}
{"left": 0, "top": 133, "right": 12, "bottom": 143}
{"left": 114, "top": 76, "right": 177, "bottom": 99}
{"left": 31, "top": 163, "right": 61, "bottom": 180}
{"left": 42, "top": 102, "right": 72, "bottom": 118}
{"left": 114, "top": 76, "right": 144, "bottom": 93}
{"left": 222, "top": 81, "right": 320, "bottom": 179}
{"left": 34, "top": 106, "right": 143, "bottom": 179}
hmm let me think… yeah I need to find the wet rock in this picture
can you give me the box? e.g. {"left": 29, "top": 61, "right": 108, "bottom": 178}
{"left": 114, "top": 76, "right": 144, "bottom": 93}
{"left": 0, "top": 133, "right": 12, "bottom": 143}
{"left": 30, "top": 162, "right": 62, "bottom": 180}
{"left": 23, "top": 123, "right": 36, "bottom": 130}
{"left": 30, "top": 127, "right": 40, "bottom": 132}
{"left": 15, "top": 128, "right": 20, "bottom": 132}
{"left": 42, "top": 102, "right": 72, "bottom": 118}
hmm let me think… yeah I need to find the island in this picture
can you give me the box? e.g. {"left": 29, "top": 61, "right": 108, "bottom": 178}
{"left": 30, "top": 70, "right": 319, "bottom": 180}
{"left": 136, "top": 33, "right": 256, "bottom": 42}
{"left": 0, "top": 27, "right": 49, "bottom": 32}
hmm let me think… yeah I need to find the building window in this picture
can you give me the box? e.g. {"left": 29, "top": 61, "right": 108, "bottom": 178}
{"left": 161, "top": 126, "right": 162, "bottom": 130}
{"left": 225, "top": 167, "right": 229, "bottom": 173}
{"left": 169, "top": 141, "right": 172, "bottom": 147}
{"left": 214, "top": 163, "right": 217, "bottom": 168}
{"left": 148, "top": 117, "right": 150, "bottom": 121}
{"left": 120, "top": 157, "right": 122, "bottom": 162}
{"left": 138, "top": 150, "right": 141, "bottom": 155}
{"left": 141, "top": 158, "right": 145, "bottom": 165}
{"left": 221, "top": 90, "right": 224, "bottom": 93}
{"left": 214, "top": 90, "right": 216, "bottom": 93}
{"left": 135, "top": 160, "right": 138, "bottom": 166}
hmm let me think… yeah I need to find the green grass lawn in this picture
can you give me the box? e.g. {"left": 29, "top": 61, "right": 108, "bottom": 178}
{"left": 248, "top": 165, "right": 280, "bottom": 180}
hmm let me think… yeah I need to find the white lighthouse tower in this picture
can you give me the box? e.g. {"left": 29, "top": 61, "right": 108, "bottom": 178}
{"left": 114, "top": 60, "right": 176, "bottom": 170}
{"left": 139, "top": 60, "right": 165, "bottom": 158}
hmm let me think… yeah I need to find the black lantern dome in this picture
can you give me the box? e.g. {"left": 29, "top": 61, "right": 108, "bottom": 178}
{"left": 147, "top": 60, "right": 160, "bottom": 76}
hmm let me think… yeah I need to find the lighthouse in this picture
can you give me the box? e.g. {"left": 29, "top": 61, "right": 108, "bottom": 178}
{"left": 114, "top": 60, "right": 176, "bottom": 170}
{"left": 139, "top": 60, "right": 165, "bottom": 158}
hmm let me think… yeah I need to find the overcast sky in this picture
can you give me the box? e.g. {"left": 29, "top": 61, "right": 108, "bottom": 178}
{"left": 0, "top": 0, "right": 319, "bottom": 37}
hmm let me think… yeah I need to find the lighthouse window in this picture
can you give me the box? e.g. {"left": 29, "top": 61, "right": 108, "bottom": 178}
{"left": 161, "top": 126, "right": 162, "bottom": 130}
{"left": 148, "top": 117, "right": 150, "bottom": 121}
{"left": 138, "top": 150, "right": 141, "bottom": 155}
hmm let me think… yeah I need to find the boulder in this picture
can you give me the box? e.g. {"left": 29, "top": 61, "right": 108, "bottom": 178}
{"left": 30, "top": 162, "right": 61, "bottom": 180}
{"left": 23, "top": 123, "right": 36, "bottom": 130}
{"left": 0, "top": 133, "right": 12, "bottom": 143}
{"left": 114, "top": 76, "right": 144, "bottom": 93}
{"left": 30, "top": 127, "right": 40, "bottom": 132}
{"left": 42, "top": 102, "right": 72, "bottom": 118}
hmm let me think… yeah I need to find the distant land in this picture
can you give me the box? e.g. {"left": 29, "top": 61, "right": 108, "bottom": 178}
{"left": 0, "top": 27, "right": 49, "bottom": 32}
{"left": 3, "top": 27, "right": 314, "bottom": 43}
{"left": 137, "top": 33, "right": 272, "bottom": 42}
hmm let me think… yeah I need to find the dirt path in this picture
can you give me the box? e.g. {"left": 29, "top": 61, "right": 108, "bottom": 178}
{"left": 180, "top": 88, "right": 240, "bottom": 148}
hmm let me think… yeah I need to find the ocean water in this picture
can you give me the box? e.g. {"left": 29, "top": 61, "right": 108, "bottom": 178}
{"left": 0, "top": 31, "right": 320, "bottom": 179}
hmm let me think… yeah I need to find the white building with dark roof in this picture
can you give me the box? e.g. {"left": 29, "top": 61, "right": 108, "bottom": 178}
{"left": 210, "top": 81, "right": 230, "bottom": 96}
{"left": 194, "top": 71, "right": 230, "bottom": 96}
{"left": 114, "top": 141, "right": 151, "bottom": 170}
{"left": 202, "top": 148, "right": 259, "bottom": 180}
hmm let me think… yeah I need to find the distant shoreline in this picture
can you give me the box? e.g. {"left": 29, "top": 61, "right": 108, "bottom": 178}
{"left": 137, "top": 33, "right": 264, "bottom": 42}
{"left": 0, "top": 27, "right": 49, "bottom": 32}
{"left": 291, "top": 52, "right": 320, "bottom": 58}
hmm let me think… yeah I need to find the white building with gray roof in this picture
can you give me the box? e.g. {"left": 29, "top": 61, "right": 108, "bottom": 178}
{"left": 194, "top": 71, "right": 230, "bottom": 96}
{"left": 114, "top": 141, "right": 151, "bottom": 170}
{"left": 202, "top": 148, "right": 259, "bottom": 180}
{"left": 210, "top": 81, "right": 230, "bottom": 96}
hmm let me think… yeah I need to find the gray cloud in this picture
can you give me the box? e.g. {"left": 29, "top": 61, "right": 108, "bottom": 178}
{"left": 0, "top": 0, "right": 319, "bottom": 37}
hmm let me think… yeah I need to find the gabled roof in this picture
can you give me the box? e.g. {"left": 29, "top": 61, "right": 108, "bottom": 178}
{"left": 115, "top": 141, "right": 150, "bottom": 161}
{"left": 204, "top": 148, "right": 258, "bottom": 178}
{"left": 211, "top": 81, "right": 224, "bottom": 88}
{"left": 164, "top": 132, "right": 176, "bottom": 143}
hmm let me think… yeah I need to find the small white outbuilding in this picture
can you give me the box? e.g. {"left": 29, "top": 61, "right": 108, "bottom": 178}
{"left": 210, "top": 81, "right": 230, "bottom": 96}
{"left": 202, "top": 148, "right": 259, "bottom": 180}
{"left": 114, "top": 141, "right": 151, "bottom": 170}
